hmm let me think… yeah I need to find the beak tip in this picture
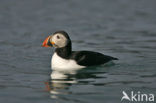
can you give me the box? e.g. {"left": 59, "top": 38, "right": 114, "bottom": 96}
{"left": 41, "top": 43, "right": 45, "bottom": 47}
{"left": 42, "top": 36, "right": 52, "bottom": 48}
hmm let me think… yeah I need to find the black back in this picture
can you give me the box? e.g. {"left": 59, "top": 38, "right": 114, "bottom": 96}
{"left": 70, "top": 51, "right": 118, "bottom": 66}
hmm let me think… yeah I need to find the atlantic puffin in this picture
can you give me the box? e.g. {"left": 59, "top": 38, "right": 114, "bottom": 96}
{"left": 42, "top": 31, "right": 118, "bottom": 70}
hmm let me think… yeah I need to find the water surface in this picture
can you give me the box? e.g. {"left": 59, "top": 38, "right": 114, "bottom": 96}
{"left": 0, "top": 0, "right": 156, "bottom": 103}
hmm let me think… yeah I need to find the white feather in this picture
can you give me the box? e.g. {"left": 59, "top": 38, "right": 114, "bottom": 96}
{"left": 51, "top": 53, "right": 86, "bottom": 71}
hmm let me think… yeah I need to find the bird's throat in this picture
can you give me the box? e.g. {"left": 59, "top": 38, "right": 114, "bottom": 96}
{"left": 55, "top": 43, "right": 72, "bottom": 59}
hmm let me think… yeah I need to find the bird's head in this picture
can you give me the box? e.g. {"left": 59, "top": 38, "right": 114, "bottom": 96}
{"left": 42, "top": 31, "right": 71, "bottom": 48}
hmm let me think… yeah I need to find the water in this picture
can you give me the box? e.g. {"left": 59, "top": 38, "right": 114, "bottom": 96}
{"left": 0, "top": 0, "right": 156, "bottom": 103}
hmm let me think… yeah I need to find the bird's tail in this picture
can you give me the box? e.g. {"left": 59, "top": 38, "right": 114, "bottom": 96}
{"left": 112, "top": 57, "right": 118, "bottom": 60}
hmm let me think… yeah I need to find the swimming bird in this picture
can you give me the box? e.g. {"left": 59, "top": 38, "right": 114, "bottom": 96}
{"left": 42, "top": 31, "right": 118, "bottom": 70}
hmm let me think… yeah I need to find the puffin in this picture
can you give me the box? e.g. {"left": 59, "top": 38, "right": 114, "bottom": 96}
{"left": 42, "top": 31, "right": 118, "bottom": 70}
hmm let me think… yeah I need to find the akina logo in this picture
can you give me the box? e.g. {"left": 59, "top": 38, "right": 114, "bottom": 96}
{"left": 121, "top": 91, "right": 154, "bottom": 102}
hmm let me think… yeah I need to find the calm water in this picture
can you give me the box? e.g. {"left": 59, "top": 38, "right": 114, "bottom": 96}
{"left": 0, "top": 0, "right": 156, "bottom": 103}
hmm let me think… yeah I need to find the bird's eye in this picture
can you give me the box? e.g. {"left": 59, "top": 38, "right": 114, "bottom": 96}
{"left": 56, "top": 35, "right": 60, "bottom": 39}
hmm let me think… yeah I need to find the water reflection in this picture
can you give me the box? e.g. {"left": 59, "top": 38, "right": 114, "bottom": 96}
{"left": 45, "top": 67, "right": 107, "bottom": 99}
{"left": 44, "top": 70, "right": 78, "bottom": 99}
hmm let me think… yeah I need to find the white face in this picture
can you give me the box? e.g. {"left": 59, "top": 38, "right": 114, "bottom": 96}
{"left": 50, "top": 33, "right": 68, "bottom": 48}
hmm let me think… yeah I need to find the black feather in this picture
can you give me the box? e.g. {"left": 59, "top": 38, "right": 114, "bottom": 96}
{"left": 70, "top": 51, "right": 118, "bottom": 66}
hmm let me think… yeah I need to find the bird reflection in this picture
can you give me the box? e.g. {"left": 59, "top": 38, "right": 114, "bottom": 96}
{"left": 44, "top": 67, "right": 107, "bottom": 99}
{"left": 44, "top": 70, "right": 78, "bottom": 99}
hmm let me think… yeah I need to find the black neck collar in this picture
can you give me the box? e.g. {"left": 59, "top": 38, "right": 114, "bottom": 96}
{"left": 55, "top": 42, "right": 72, "bottom": 59}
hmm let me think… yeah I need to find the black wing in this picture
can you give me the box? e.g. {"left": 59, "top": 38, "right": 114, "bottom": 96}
{"left": 71, "top": 51, "right": 118, "bottom": 66}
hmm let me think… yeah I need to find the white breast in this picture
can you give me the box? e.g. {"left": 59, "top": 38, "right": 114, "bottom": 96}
{"left": 51, "top": 53, "right": 86, "bottom": 71}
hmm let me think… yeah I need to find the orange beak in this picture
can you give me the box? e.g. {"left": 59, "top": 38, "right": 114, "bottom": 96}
{"left": 42, "top": 36, "right": 53, "bottom": 47}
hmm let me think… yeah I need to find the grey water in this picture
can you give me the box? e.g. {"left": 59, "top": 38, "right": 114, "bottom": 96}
{"left": 0, "top": 0, "right": 156, "bottom": 103}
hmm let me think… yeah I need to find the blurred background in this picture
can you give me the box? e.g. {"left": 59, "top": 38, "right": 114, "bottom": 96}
{"left": 0, "top": 0, "right": 156, "bottom": 103}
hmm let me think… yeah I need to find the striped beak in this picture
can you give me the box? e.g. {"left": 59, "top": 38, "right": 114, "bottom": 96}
{"left": 42, "top": 36, "right": 54, "bottom": 47}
